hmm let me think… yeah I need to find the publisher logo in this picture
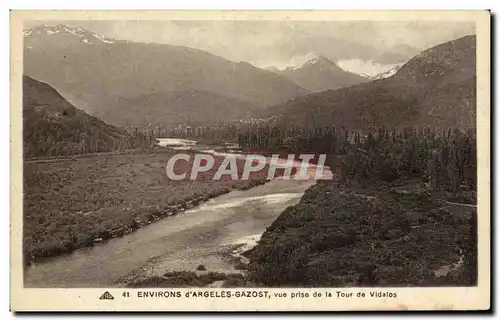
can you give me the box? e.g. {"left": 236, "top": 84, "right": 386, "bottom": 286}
{"left": 99, "top": 291, "right": 115, "bottom": 300}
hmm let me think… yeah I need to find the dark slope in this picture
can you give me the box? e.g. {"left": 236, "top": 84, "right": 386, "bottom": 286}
{"left": 23, "top": 75, "right": 128, "bottom": 157}
{"left": 104, "top": 89, "right": 263, "bottom": 126}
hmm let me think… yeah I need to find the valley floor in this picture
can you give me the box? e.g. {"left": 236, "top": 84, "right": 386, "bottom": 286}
{"left": 23, "top": 149, "right": 267, "bottom": 264}
{"left": 121, "top": 177, "right": 477, "bottom": 288}
{"left": 23, "top": 148, "right": 478, "bottom": 288}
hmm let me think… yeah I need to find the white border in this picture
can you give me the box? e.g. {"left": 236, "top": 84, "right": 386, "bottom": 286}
{"left": 3, "top": 1, "right": 497, "bottom": 319}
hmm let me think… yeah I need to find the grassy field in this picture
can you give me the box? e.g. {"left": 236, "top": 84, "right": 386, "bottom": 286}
{"left": 23, "top": 149, "right": 269, "bottom": 264}
{"left": 247, "top": 178, "right": 477, "bottom": 287}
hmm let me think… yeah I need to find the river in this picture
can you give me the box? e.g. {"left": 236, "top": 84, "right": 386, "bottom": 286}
{"left": 24, "top": 142, "right": 319, "bottom": 288}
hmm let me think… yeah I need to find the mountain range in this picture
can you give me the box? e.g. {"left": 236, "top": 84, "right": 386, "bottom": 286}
{"left": 288, "top": 34, "right": 422, "bottom": 65}
{"left": 262, "top": 35, "right": 476, "bottom": 130}
{"left": 23, "top": 24, "right": 476, "bottom": 132}
{"left": 23, "top": 24, "right": 307, "bottom": 125}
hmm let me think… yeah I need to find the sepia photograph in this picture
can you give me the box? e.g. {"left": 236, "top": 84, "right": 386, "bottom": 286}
{"left": 10, "top": 10, "right": 490, "bottom": 311}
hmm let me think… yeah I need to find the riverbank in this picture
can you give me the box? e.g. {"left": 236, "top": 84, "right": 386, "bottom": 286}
{"left": 123, "top": 242, "right": 255, "bottom": 288}
{"left": 246, "top": 178, "right": 477, "bottom": 287}
{"left": 23, "top": 149, "right": 270, "bottom": 265}
{"left": 121, "top": 231, "right": 265, "bottom": 288}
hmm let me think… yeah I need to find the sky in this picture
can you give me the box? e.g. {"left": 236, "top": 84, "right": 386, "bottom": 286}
{"left": 24, "top": 20, "right": 475, "bottom": 69}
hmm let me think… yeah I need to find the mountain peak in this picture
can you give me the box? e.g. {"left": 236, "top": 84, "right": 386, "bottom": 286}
{"left": 24, "top": 24, "right": 119, "bottom": 45}
{"left": 301, "top": 56, "right": 346, "bottom": 72}
{"left": 280, "top": 55, "right": 338, "bottom": 73}
{"left": 276, "top": 55, "right": 369, "bottom": 92}
{"left": 304, "top": 55, "right": 334, "bottom": 66}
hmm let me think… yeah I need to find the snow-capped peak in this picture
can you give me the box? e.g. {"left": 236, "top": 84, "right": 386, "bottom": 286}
{"left": 24, "top": 24, "right": 119, "bottom": 45}
{"left": 92, "top": 32, "right": 116, "bottom": 44}
{"left": 336, "top": 59, "right": 403, "bottom": 79}
{"left": 304, "top": 56, "right": 332, "bottom": 66}
{"left": 36, "top": 24, "right": 90, "bottom": 37}
{"left": 369, "top": 65, "right": 402, "bottom": 80}
{"left": 280, "top": 55, "right": 338, "bottom": 72}
{"left": 263, "top": 52, "right": 321, "bottom": 72}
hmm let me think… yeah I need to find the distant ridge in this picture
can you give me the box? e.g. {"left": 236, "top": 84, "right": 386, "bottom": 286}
{"left": 263, "top": 35, "right": 476, "bottom": 130}
{"left": 23, "top": 24, "right": 308, "bottom": 125}
{"left": 104, "top": 89, "right": 264, "bottom": 126}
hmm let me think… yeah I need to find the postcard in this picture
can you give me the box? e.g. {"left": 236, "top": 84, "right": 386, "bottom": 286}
{"left": 10, "top": 10, "right": 490, "bottom": 311}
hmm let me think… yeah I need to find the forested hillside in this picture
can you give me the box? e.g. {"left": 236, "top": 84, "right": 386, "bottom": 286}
{"left": 23, "top": 76, "right": 129, "bottom": 157}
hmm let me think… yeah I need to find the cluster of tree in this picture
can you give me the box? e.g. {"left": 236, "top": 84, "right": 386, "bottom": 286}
{"left": 234, "top": 123, "right": 476, "bottom": 192}
{"left": 124, "top": 127, "right": 157, "bottom": 150}
{"left": 342, "top": 127, "right": 476, "bottom": 192}
{"left": 23, "top": 122, "right": 162, "bottom": 158}
{"left": 228, "top": 123, "right": 356, "bottom": 154}
{"left": 142, "top": 123, "right": 243, "bottom": 143}
{"left": 162, "top": 122, "right": 354, "bottom": 153}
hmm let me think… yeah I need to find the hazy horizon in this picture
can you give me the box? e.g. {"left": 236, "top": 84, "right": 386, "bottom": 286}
{"left": 24, "top": 20, "right": 475, "bottom": 69}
